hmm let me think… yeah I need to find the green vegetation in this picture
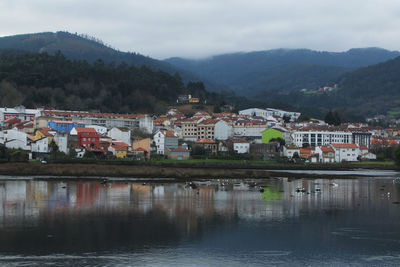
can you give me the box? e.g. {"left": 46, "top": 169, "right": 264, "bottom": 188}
{"left": 351, "top": 161, "right": 395, "bottom": 166}
{"left": 0, "top": 51, "right": 222, "bottom": 114}
{"left": 0, "top": 145, "right": 28, "bottom": 162}
{"left": 166, "top": 48, "right": 399, "bottom": 96}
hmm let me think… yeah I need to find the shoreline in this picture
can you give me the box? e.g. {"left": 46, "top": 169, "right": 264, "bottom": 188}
{"left": 0, "top": 162, "right": 397, "bottom": 180}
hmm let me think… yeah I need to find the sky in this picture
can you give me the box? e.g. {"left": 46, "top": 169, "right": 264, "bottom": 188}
{"left": 0, "top": 0, "right": 400, "bottom": 59}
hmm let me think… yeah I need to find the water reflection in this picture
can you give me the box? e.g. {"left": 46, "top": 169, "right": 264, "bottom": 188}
{"left": 0, "top": 177, "right": 400, "bottom": 265}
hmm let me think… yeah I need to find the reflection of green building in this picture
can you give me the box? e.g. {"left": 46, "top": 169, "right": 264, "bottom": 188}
{"left": 262, "top": 187, "right": 282, "bottom": 200}
{"left": 261, "top": 128, "right": 283, "bottom": 144}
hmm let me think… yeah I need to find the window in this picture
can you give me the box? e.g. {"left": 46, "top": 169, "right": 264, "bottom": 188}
{"left": 83, "top": 138, "right": 86, "bottom": 141}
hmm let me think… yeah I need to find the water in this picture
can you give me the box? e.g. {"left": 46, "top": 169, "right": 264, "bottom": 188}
{"left": 0, "top": 175, "right": 400, "bottom": 266}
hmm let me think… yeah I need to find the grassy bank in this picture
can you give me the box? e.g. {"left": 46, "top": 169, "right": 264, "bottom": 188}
{"left": 0, "top": 160, "right": 397, "bottom": 180}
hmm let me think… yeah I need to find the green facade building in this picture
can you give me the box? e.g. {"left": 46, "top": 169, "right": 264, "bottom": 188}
{"left": 261, "top": 128, "right": 283, "bottom": 144}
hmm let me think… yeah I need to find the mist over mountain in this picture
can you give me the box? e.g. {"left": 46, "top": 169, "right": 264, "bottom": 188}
{"left": 165, "top": 48, "right": 400, "bottom": 96}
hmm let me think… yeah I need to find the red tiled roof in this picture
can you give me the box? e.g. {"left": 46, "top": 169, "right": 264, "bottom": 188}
{"left": 198, "top": 118, "right": 219, "bottom": 125}
{"left": 359, "top": 145, "right": 368, "bottom": 150}
{"left": 320, "top": 146, "right": 335, "bottom": 153}
{"left": 112, "top": 141, "right": 130, "bottom": 148}
{"left": 196, "top": 138, "right": 215, "bottom": 144}
{"left": 331, "top": 143, "right": 358, "bottom": 149}
{"left": 160, "top": 130, "right": 177, "bottom": 138}
{"left": 43, "top": 110, "right": 145, "bottom": 119}
{"left": 75, "top": 127, "right": 97, "bottom": 133}
{"left": 37, "top": 127, "right": 54, "bottom": 137}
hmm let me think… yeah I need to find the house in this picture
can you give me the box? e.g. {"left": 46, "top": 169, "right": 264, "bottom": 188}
{"left": 250, "top": 143, "right": 281, "bottom": 159}
{"left": 298, "top": 147, "right": 319, "bottom": 162}
{"left": 261, "top": 128, "right": 284, "bottom": 144}
{"left": 34, "top": 128, "right": 55, "bottom": 143}
{"left": 165, "top": 144, "right": 190, "bottom": 160}
{"left": 197, "top": 119, "right": 219, "bottom": 140}
{"left": 214, "top": 120, "right": 233, "bottom": 140}
{"left": 181, "top": 118, "right": 201, "bottom": 141}
{"left": 132, "top": 138, "right": 151, "bottom": 159}
{"left": 1, "top": 129, "right": 30, "bottom": 150}
{"left": 282, "top": 145, "right": 300, "bottom": 158}
{"left": 109, "top": 141, "right": 131, "bottom": 158}
{"left": 48, "top": 120, "right": 85, "bottom": 132}
{"left": 360, "top": 152, "right": 377, "bottom": 160}
{"left": 195, "top": 138, "right": 218, "bottom": 155}
{"left": 153, "top": 130, "right": 178, "bottom": 155}
{"left": 34, "top": 116, "right": 54, "bottom": 129}
{"left": 299, "top": 147, "right": 314, "bottom": 159}
{"left": 0, "top": 106, "right": 41, "bottom": 127}
{"left": 107, "top": 127, "right": 131, "bottom": 146}
{"left": 188, "top": 97, "right": 200, "bottom": 103}
{"left": 331, "top": 143, "right": 359, "bottom": 162}
{"left": 74, "top": 127, "right": 100, "bottom": 148}
{"left": 217, "top": 140, "right": 230, "bottom": 155}
{"left": 86, "top": 125, "right": 108, "bottom": 135}
{"left": 42, "top": 110, "right": 154, "bottom": 134}
{"left": 315, "top": 146, "right": 335, "bottom": 163}
{"left": 30, "top": 137, "right": 49, "bottom": 155}
{"left": 233, "top": 119, "right": 269, "bottom": 138}
{"left": 291, "top": 125, "right": 371, "bottom": 148}
{"left": 232, "top": 138, "right": 250, "bottom": 154}
{"left": 53, "top": 132, "right": 69, "bottom": 154}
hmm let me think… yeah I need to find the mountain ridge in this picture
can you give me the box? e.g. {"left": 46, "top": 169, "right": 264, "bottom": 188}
{"left": 165, "top": 47, "right": 400, "bottom": 95}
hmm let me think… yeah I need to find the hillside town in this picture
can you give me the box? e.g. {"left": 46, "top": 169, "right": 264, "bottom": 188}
{"left": 1, "top": 105, "right": 399, "bottom": 163}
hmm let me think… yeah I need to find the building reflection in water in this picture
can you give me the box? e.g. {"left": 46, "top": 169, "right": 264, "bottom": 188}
{"left": 1, "top": 178, "right": 399, "bottom": 226}
{"left": 0, "top": 177, "right": 399, "bottom": 254}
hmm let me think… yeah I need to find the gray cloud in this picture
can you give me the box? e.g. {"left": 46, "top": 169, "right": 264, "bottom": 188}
{"left": 0, "top": 0, "right": 399, "bottom": 59}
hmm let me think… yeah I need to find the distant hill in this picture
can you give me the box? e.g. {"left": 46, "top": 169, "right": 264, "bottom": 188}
{"left": 256, "top": 55, "right": 400, "bottom": 119}
{"left": 0, "top": 31, "right": 223, "bottom": 91}
{"left": 165, "top": 48, "right": 400, "bottom": 95}
{"left": 0, "top": 51, "right": 221, "bottom": 114}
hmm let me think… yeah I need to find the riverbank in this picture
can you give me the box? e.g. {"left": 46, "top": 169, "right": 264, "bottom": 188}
{"left": 0, "top": 162, "right": 397, "bottom": 180}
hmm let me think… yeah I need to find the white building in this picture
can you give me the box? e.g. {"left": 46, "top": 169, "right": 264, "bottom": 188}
{"left": 282, "top": 145, "right": 300, "bottom": 158}
{"left": 0, "top": 129, "right": 29, "bottom": 150}
{"left": 53, "top": 132, "right": 69, "bottom": 154}
{"left": 232, "top": 139, "right": 250, "bottom": 154}
{"left": 214, "top": 120, "right": 233, "bottom": 140}
{"left": 86, "top": 125, "right": 108, "bottom": 135}
{"left": 30, "top": 137, "right": 49, "bottom": 154}
{"left": 153, "top": 129, "right": 178, "bottom": 155}
{"left": 331, "top": 144, "right": 359, "bottom": 162}
{"left": 107, "top": 127, "right": 131, "bottom": 146}
{"left": 265, "top": 108, "right": 301, "bottom": 121}
{"left": 315, "top": 146, "right": 335, "bottom": 163}
{"left": 233, "top": 120, "right": 268, "bottom": 138}
{"left": 239, "top": 107, "right": 300, "bottom": 122}
{"left": 0, "top": 106, "right": 42, "bottom": 127}
{"left": 291, "top": 128, "right": 371, "bottom": 149}
{"left": 239, "top": 108, "right": 269, "bottom": 118}
{"left": 42, "top": 110, "right": 154, "bottom": 134}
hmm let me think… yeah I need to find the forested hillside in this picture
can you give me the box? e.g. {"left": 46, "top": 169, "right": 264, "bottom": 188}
{"left": 0, "top": 51, "right": 219, "bottom": 113}
{"left": 166, "top": 48, "right": 400, "bottom": 95}
{"left": 256, "top": 55, "right": 400, "bottom": 119}
{"left": 0, "top": 31, "right": 223, "bottom": 92}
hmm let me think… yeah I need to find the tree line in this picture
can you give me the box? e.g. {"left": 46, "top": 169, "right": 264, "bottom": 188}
{"left": 0, "top": 51, "right": 221, "bottom": 114}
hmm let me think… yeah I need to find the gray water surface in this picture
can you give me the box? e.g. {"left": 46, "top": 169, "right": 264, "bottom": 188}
{"left": 0, "top": 176, "right": 400, "bottom": 266}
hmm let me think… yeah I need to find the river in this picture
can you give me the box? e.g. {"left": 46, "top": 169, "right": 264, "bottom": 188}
{"left": 0, "top": 173, "right": 400, "bottom": 266}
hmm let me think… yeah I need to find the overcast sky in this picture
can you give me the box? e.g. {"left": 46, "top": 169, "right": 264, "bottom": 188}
{"left": 1, "top": 0, "right": 399, "bottom": 59}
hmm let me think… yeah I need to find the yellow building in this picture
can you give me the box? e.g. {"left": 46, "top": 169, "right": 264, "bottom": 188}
{"left": 34, "top": 128, "right": 55, "bottom": 143}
